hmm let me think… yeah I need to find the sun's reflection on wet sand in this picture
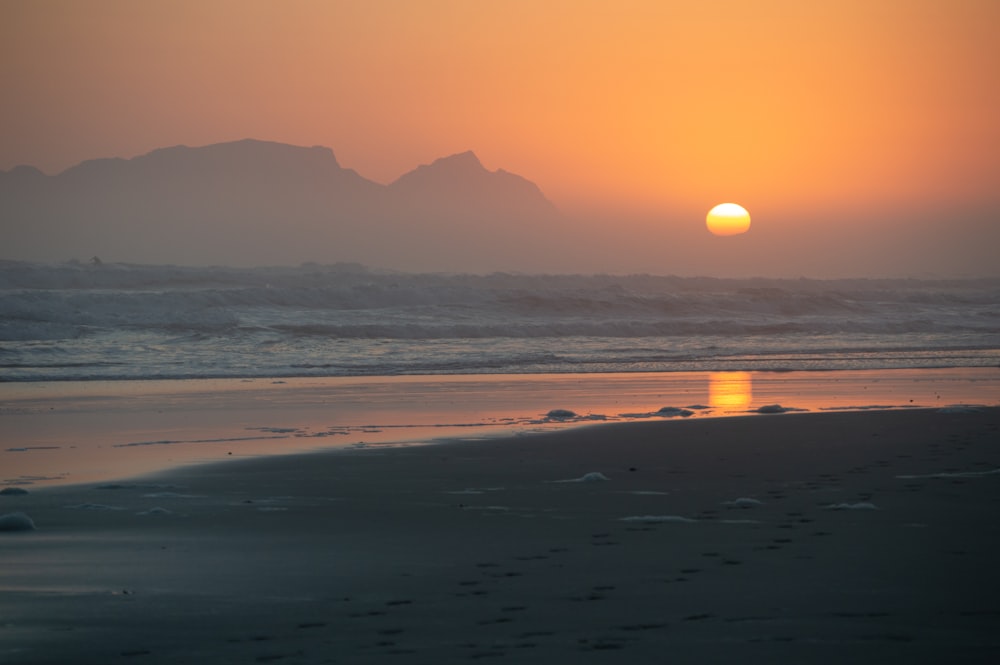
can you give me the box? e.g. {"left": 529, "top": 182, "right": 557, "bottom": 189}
{"left": 708, "top": 372, "right": 753, "bottom": 412}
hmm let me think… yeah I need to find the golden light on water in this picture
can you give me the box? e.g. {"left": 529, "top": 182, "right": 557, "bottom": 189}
{"left": 708, "top": 372, "right": 753, "bottom": 411}
{"left": 706, "top": 203, "right": 751, "bottom": 236}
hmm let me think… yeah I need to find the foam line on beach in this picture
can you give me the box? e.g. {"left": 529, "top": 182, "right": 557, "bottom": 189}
{"left": 137, "top": 507, "right": 173, "bottom": 516}
{"left": 619, "top": 406, "right": 695, "bottom": 418}
{"left": 114, "top": 434, "right": 288, "bottom": 448}
{"left": 723, "top": 497, "right": 764, "bottom": 507}
{"left": 896, "top": 468, "right": 1000, "bottom": 479}
{"left": 819, "top": 404, "right": 917, "bottom": 411}
{"left": 551, "top": 472, "right": 610, "bottom": 483}
{"left": 63, "top": 503, "right": 125, "bottom": 511}
{"left": 142, "top": 492, "right": 205, "bottom": 499}
{"left": 620, "top": 515, "right": 698, "bottom": 523}
{"left": 5, "top": 446, "right": 62, "bottom": 452}
{"left": 824, "top": 502, "right": 880, "bottom": 511}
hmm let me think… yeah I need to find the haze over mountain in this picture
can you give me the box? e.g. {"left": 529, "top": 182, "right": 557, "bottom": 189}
{"left": 2, "top": 138, "right": 997, "bottom": 278}
{"left": 0, "top": 139, "right": 562, "bottom": 272}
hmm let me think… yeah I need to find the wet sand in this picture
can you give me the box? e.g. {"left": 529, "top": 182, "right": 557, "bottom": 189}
{"left": 3, "top": 367, "right": 998, "bottom": 487}
{"left": 2, "top": 407, "right": 999, "bottom": 663}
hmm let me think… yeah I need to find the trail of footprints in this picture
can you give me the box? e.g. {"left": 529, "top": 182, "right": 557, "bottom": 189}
{"left": 211, "top": 426, "right": 995, "bottom": 661}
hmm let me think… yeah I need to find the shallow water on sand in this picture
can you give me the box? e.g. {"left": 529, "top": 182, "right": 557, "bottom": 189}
{"left": 2, "top": 368, "right": 998, "bottom": 487}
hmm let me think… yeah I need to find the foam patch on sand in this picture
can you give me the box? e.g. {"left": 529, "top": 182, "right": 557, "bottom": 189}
{"left": 620, "top": 406, "right": 694, "bottom": 418}
{"left": 937, "top": 404, "right": 986, "bottom": 414}
{"left": 896, "top": 468, "right": 1000, "bottom": 479}
{"left": 552, "top": 472, "right": 609, "bottom": 483}
{"left": 5, "top": 445, "right": 61, "bottom": 452}
{"left": 819, "top": 405, "right": 911, "bottom": 411}
{"left": 754, "top": 404, "right": 805, "bottom": 414}
{"left": 0, "top": 512, "right": 36, "bottom": 531}
{"left": 537, "top": 409, "right": 609, "bottom": 423}
{"left": 620, "top": 515, "right": 697, "bottom": 523}
{"left": 114, "top": 434, "right": 283, "bottom": 448}
{"left": 138, "top": 507, "right": 172, "bottom": 516}
{"left": 655, "top": 406, "right": 695, "bottom": 417}
{"left": 825, "top": 502, "right": 879, "bottom": 511}
{"left": 723, "top": 497, "right": 764, "bottom": 507}
{"left": 142, "top": 492, "right": 205, "bottom": 499}
{"left": 95, "top": 483, "right": 184, "bottom": 491}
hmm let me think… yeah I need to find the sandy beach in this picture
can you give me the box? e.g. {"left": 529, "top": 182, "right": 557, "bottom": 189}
{"left": 2, "top": 405, "right": 998, "bottom": 664}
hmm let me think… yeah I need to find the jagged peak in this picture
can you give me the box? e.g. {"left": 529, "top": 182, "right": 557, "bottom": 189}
{"left": 389, "top": 150, "right": 495, "bottom": 188}
{"left": 430, "top": 150, "right": 484, "bottom": 169}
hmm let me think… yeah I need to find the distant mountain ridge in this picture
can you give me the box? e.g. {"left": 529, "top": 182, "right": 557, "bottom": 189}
{"left": 0, "top": 139, "right": 560, "bottom": 271}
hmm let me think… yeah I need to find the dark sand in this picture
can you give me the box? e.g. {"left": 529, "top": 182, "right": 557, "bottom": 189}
{"left": 2, "top": 408, "right": 999, "bottom": 663}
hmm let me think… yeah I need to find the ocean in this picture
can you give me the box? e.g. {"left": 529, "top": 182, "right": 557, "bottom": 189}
{"left": 2, "top": 261, "right": 998, "bottom": 382}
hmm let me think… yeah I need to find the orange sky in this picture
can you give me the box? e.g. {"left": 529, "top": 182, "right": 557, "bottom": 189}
{"left": 2, "top": 0, "right": 998, "bottom": 275}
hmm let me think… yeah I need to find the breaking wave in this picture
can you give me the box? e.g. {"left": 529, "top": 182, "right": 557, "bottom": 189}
{"left": 1, "top": 261, "right": 997, "bottom": 380}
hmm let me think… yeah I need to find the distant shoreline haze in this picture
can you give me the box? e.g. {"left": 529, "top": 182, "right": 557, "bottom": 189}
{"left": 1, "top": 139, "right": 996, "bottom": 279}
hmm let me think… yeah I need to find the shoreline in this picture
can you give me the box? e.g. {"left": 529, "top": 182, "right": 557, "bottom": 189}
{"left": 2, "top": 407, "right": 998, "bottom": 663}
{"left": 3, "top": 367, "right": 999, "bottom": 489}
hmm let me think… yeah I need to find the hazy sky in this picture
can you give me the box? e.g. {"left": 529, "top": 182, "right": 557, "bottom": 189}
{"left": 2, "top": 0, "right": 998, "bottom": 276}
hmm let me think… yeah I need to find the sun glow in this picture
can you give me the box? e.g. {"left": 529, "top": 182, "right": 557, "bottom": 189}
{"left": 706, "top": 203, "right": 751, "bottom": 236}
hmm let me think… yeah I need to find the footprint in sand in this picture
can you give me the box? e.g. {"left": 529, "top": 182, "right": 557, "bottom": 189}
{"left": 618, "top": 623, "right": 667, "bottom": 632}
{"left": 377, "top": 628, "right": 404, "bottom": 636}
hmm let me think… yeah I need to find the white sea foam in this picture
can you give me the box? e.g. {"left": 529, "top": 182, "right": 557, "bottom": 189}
{"left": 620, "top": 406, "right": 694, "bottom": 418}
{"left": 64, "top": 503, "right": 125, "bottom": 510}
{"left": 825, "top": 502, "right": 879, "bottom": 511}
{"left": 656, "top": 406, "right": 694, "bottom": 417}
{"left": 142, "top": 492, "right": 204, "bottom": 499}
{"left": 2, "top": 262, "right": 997, "bottom": 380}
{"left": 937, "top": 405, "right": 986, "bottom": 414}
{"left": 553, "top": 472, "right": 610, "bottom": 483}
{"left": 723, "top": 497, "right": 764, "bottom": 507}
{"left": 755, "top": 404, "right": 801, "bottom": 414}
{"left": 620, "top": 515, "right": 697, "bottom": 523}
{"left": 447, "top": 486, "right": 505, "bottom": 495}
{"left": 896, "top": 468, "right": 1000, "bottom": 479}
{"left": 95, "top": 483, "right": 183, "bottom": 490}
{"left": 138, "top": 507, "right": 172, "bottom": 516}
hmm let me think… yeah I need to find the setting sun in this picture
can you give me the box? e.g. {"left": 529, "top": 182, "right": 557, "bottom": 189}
{"left": 706, "top": 203, "right": 751, "bottom": 236}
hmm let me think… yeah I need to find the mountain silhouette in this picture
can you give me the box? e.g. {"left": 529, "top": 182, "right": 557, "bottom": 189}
{"left": 389, "top": 150, "right": 554, "bottom": 214}
{"left": 0, "top": 139, "right": 561, "bottom": 271}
